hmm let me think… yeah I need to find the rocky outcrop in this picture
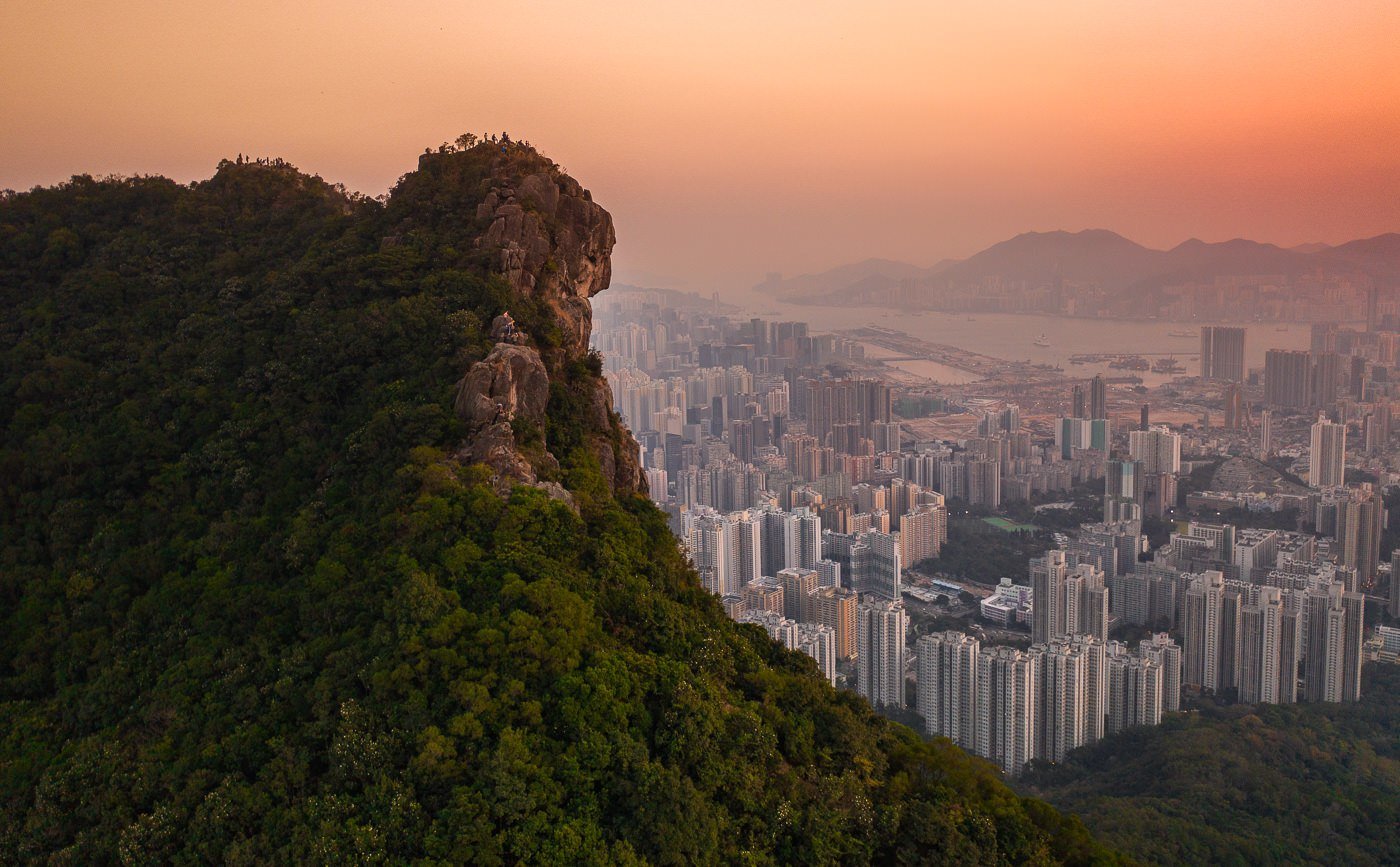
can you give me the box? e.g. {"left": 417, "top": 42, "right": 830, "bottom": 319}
{"left": 454, "top": 343, "right": 550, "bottom": 432}
{"left": 406, "top": 142, "right": 642, "bottom": 497}
{"left": 475, "top": 169, "right": 614, "bottom": 353}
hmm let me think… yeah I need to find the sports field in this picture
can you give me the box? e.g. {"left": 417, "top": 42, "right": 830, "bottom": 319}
{"left": 981, "top": 516, "right": 1039, "bottom": 533}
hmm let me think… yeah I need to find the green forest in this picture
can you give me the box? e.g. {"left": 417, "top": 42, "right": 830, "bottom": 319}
{"left": 0, "top": 143, "right": 1120, "bottom": 863}
{"left": 1021, "top": 666, "right": 1400, "bottom": 865}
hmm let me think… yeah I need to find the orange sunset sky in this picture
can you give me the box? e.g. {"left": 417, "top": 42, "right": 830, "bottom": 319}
{"left": 4, "top": 1, "right": 1400, "bottom": 291}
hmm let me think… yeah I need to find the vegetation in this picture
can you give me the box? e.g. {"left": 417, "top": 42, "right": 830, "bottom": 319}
{"left": 918, "top": 517, "right": 1055, "bottom": 586}
{"left": 0, "top": 145, "right": 1120, "bottom": 862}
{"left": 1021, "top": 666, "right": 1400, "bottom": 866}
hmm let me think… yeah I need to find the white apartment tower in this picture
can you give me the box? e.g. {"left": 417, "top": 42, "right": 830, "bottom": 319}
{"left": 917, "top": 631, "right": 980, "bottom": 751}
{"left": 1308, "top": 415, "right": 1346, "bottom": 488}
{"left": 857, "top": 598, "right": 908, "bottom": 709}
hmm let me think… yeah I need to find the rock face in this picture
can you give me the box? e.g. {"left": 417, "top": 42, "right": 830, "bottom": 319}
{"left": 455, "top": 343, "right": 550, "bottom": 431}
{"left": 475, "top": 170, "right": 614, "bottom": 354}
{"left": 433, "top": 144, "right": 641, "bottom": 496}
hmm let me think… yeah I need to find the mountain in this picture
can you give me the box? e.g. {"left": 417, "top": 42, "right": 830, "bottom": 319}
{"left": 1021, "top": 665, "right": 1400, "bottom": 865}
{"left": 0, "top": 141, "right": 1118, "bottom": 863}
{"left": 761, "top": 229, "right": 1400, "bottom": 303}
{"left": 938, "top": 230, "right": 1160, "bottom": 288}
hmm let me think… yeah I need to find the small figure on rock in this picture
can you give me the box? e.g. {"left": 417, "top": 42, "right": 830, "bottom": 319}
{"left": 490, "top": 311, "right": 528, "bottom": 344}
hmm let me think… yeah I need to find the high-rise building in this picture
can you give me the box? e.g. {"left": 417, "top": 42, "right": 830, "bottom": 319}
{"left": 1183, "top": 570, "right": 1225, "bottom": 692}
{"left": 741, "top": 576, "right": 784, "bottom": 616}
{"left": 777, "top": 566, "right": 818, "bottom": 623}
{"left": 810, "top": 585, "right": 857, "bottom": 660}
{"left": 1238, "top": 586, "right": 1286, "bottom": 704}
{"left": 857, "top": 598, "right": 908, "bottom": 709}
{"left": 864, "top": 531, "right": 902, "bottom": 601}
{"left": 1030, "top": 550, "right": 1067, "bottom": 645}
{"left": 1264, "top": 349, "right": 1313, "bottom": 408}
{"left": 1104, "top": 459, "right": 1146, "bottom": 522}
{"left": 1140, "top": 632, "right": 1182, "bottom": 712}
{"left": 1200, "top": 326, "right": 1246, "bottom": 382}
{"left": 1310, "top": 351, "right": 1341, "bottom": 409}
{"left": 1071, "top": 384, "right": 1086, "bottom": 419}
{"left": 796, "top": 623, "right": 838, "bottom": 685}
{"left": 1222, "top": 382, "right": 1246, "bottom": 430}
{"left": 1365, "top": 403, "right": 1392, "bottom": 454}
{"left": 965, "top": 459, "right": 1001, "bottom": 509}
{"left": 1265, "top": 349, "right": 1342, "bottom": 410}
{"left": 1335, "top": 489, "right": 1383, "bottom": 585}
{"left": 975, "top": 646, "right": 1039, "bottom": 775}
{"left": 917, "top": 631, "right": 980, "bottom": 751}
{"left": 1260, "top": 409, "right": 1274, "bottom": 457}
{"left": 1107, "top": 641, "right": 1164, "bottom": 733}
{"left": 1031, "top": 551, "right": 1108, "bottom": 645}
{"left": 1391, "top": 549, "right": 1400, "bottom": 620}
{"left": 1303, "top": 583, "right": 1364, "bottom": 703}
{"left": 1089, "top": 375, "right": 1107, "bottom": 420}
{"left": 1128, "top": 427, "right": 1181, "bottom": 475}
{"left": 1039, "top": 639, "right": 1090, "bottom": 762}
{"left": 899, "top": 501, "right": 947, "bottom": 567}
{"left": 1308, "top": 415, "right": 1346, "bottom": 488}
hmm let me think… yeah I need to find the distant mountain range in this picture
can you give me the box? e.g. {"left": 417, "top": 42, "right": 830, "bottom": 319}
{"left": 755, "top": 229, "right": 1400, "bottom": 302}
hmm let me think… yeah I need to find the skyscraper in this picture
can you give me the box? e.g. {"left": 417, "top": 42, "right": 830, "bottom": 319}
{"left": 1335, "top": 489, "right": 1383, "bottom": 585}
{"left": 917, "top": 631, "right": 980, "bottom": 750}
{"left": 1222, "top": 382, "right": 1246, "bottom": 430}
{"left": 1365, "top": 403, "right": 1391, "bottom": 454}
{"left": 1140, "top": 632, "right": 1182, "bottom": 712}
{"left": 1303, "top": 583, "right": 1364, "bottom": 703}
{"left": 1104, "top": 459, "right": 1146, "bottom": 523}
{"left": 1308, "top": 415, "right": 1346, "bottom": 488}
{"left": 1128, "top": 427, "right": 1181, "bottom": 475}
{"left": 1089, "top": 375, "right": 1107, "bottom": 420}
{"left": 1030, "top": 550, "right": 1067, "bottom": 645}
{"left": 777, "top": 567, "right": 818, "bottom": 623}
{"left": 1391, "top": 549, "right": 1400, "bottom": 620}
{"left": 1264, "top": 349, "right": 1312, "bottom": 408}
{"left": 1039, "top": 639, "right": 1089, "bottom": 762}
{"left": 1183, "top": 571, "right": 1225, "bottom": 692}
{"left": 975, "top": 646, "right": 1038, "bottom": 775}
{"left": 810, "top": 585, "right": 857, "bottom": 660}
{"left": 857, "top": 598, "right": 908, "bottom": 709}
{"left": 899, "top": 501, "right": 947, "bottom": 567}
{"left": 1238, "top": 586, "right": 1285, "bottom": 704}
{"left": 1032, "top": 551, "right": 1108, "bottom": 645}
{"left": 865, "top": 531, "right": 902, "bottom": 601}
{"left": 1200, "top": 326, "right": 1246, "bottom": 382}
{"left": 1107, "top": 642, "right": 1164, "bottom": 733}
{"left": 1260, "top": 409, "right": 1273, "bottom": 456}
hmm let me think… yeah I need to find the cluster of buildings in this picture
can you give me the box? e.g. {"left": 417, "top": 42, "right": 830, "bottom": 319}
{"left": 919, "top": 629, "right": 1180, "bottom": 774}
{"left": 594, "top": 291, "right": 1392, "bottom": 779}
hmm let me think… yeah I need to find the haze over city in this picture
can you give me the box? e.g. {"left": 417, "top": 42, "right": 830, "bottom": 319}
{"left": 5, "top": 0, "right": 1400, "bottom": 292}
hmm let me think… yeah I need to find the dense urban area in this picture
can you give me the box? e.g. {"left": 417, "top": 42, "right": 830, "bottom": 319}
{"left": 595, "top": 287, "right": 1400, "bottom": 778}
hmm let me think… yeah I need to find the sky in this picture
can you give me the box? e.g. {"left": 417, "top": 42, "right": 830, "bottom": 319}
{"left": 4, "top": 1, "right": 1400, "bottom": 293}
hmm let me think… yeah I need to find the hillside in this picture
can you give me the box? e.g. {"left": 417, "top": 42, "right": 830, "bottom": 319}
{"left": 0, "top": 140, "right": 1119, "bottom": 863}
{"left": 1020, "top": 665, "right": 1400, "bottom": 866}
{"left": 759, "top": 229, "right": 1400, "bottom": 303}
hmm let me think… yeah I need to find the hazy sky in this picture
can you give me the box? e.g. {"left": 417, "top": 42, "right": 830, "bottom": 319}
{"left": 5, "top": 1, "right": 1400, "bottom": 292}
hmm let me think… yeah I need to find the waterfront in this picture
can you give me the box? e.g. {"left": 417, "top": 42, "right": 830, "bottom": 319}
{"left": 731, "top": 291, "right": 1314, "bottom": 387}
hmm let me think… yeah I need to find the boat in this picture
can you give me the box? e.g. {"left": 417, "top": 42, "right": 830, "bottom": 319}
{"left": 1033, "top": 333, "right": 1051, "bottom": 347}
{"left": 1152, "top": 357, "right": 1185, "bottom": 373}
{"left": 1168, "top": 329, "right": 1196, "bottom": 338}
{"left": 1109, "top": 355, "right": 1150, "bottom": 371}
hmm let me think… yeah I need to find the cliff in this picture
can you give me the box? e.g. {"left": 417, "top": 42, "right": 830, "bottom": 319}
{"left": 389, "top": 141, "right": 642, "bottom": 496}
{"left": 0, "top": 141, "right": 1119, "bottom": 864}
